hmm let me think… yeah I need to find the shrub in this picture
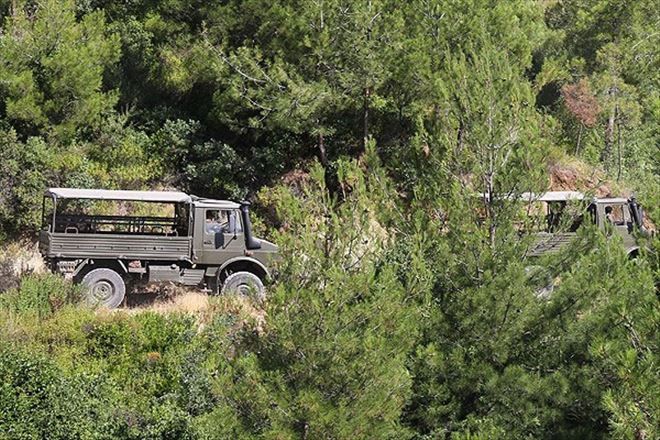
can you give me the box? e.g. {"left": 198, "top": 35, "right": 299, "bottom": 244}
{"left": 0, "top": 274, "right": 80, "bottom": 317}
{"left": 0, "top": 348, "right": 113, "bottom": 439}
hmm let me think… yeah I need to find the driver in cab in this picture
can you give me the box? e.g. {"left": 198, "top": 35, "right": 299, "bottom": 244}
{"left": 205, "top": 210, "right": 226, "bottom": 234}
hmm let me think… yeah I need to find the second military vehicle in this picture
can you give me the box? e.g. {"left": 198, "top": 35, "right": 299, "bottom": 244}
{"left": 520, "top": 191, "right": 649, "bottom": 297}
{"left": 524, "top": 191, "right": 647, "bottom": 258}
{"left": 39, "top": 188, "right": 278, "bottom": 308}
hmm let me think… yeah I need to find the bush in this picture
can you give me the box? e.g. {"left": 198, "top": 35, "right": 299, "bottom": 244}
{"left": 0, "top": 274, "right": 80, "bottom": 317}
{"left": 0, "top": 348, "right": 113, "bottom": 439}
{"left": 0, "top": 131, "right": 53, "bottom": 236}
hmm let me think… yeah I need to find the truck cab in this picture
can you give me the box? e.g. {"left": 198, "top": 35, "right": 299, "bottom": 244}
{"left": 526, "top": 192, "right": 647, "bottom": 258}
{"left": 39, "top": 188, "right": 278, "bottom": 308}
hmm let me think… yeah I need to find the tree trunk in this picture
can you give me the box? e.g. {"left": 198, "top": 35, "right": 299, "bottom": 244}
{"left": 457, "top": 120, "right": 465, "bottom": 154}
{"left": 363, "top": 0, "right": 372, "bottom": 150}
{"left": 575, "top": 123, "right": 583, "bottom": 156}
{"left": 318, "top": 131, "right": 340, "bottom": 197}
{"left": 616, "top": 105, "right": 622, "bottom": 181}
{"left": 601, "top": 87, "right": 618, "bottom": 166}
{"left": 486, "top": 173, "right": 496, "bottom": 251}
{"left": 318, "top": 131, "right": 328, "bottom": 168}
{"left": 486, "top": 145, "right": 496, "bottom": 250}
{"left": 363, "top": 86, "right": 370, "bottom": 150}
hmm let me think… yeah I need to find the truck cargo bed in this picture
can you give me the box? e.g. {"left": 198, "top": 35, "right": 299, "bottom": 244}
{"left": 41, "top": 232, "right": 192, "bottom": 261}
{"left": 527, "top": 232, "right": 575, "bottom": 257}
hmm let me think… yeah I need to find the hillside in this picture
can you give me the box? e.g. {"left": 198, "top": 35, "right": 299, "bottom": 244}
{"left": 1, "top": 1, "right": 659, "bottom": 439}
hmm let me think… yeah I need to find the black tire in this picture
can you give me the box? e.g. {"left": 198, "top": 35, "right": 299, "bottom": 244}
{"left": 81, "top": 268, "right": 126, "bottom": 309}
{"left": 221, "top": 271, "right": 265, "bottom": 302}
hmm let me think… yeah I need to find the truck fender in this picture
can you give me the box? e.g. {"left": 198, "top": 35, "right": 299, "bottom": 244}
{"left": 73, "top": 259, "right": 128, "bottom": 279}
{"left": 627, "top": 247, "right": 640, "bottom": 259}
{"left": 72, "top": 259, "right": 90, "bottom": 277}
{"left": 216, "top": 256, "right": 270, "bottom": 279}
{"left": 117, "top": 260, "right": 128, "bottom": 273}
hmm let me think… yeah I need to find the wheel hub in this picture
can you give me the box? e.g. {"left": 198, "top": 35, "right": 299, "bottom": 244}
{"left": 236, "top": 283, "right": 252, "bottom": 296}
{"left": 91, "top": 280, "right": 114, "bottom": 301}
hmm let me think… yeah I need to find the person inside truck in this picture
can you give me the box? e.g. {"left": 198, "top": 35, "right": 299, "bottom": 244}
{"left": 205, "top": 209, "right": 241, "bottom": 234}
{"left": 205, "top": 210, "right": 225, "bottom": 233}
{"left": 605, "top": 206, "right": 614, "bottom": 224}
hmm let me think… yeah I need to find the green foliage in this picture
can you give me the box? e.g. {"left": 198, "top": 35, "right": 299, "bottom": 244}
{"left": 85, "top": 113, "right": 166, "bottom": 187}
{"left": 542, "top": 0, "right": 659, "bottom": 180}
{"left": 240, "top": 152, "right": 417, "bottom": 438}
{"left": 0, "top": 305, "right": 227, "bottom": 439}
{"left": 0, "top": 0, "right": 120, "bottom": 140}
{"left": 0, "top": 0, "right": 658, "bottom": 438}
{"left": 405, "top": 216, "right": 658, "bottom": 438}
{"left": 0, "top": 273, "right": 80, "bottom": 317}
{"left": 0, "top": 129, "right": 52, "bottom": 234}
{"left": 0, "top": 348, "right": 113, "bottom": 440}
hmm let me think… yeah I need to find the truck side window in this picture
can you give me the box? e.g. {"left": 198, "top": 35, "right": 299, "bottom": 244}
{"left": 205, "top": 210, "right": 226, "bottom": 234}
{"left": 605, "top": 205, "right": 625, "bottom": 226}
{"left": 205, "top": 210, "right": 242, "bottom": 234}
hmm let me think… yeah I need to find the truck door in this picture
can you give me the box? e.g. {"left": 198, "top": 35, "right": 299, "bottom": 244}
{"left": 199, "top": 208, "right": 245, "bottom": 264}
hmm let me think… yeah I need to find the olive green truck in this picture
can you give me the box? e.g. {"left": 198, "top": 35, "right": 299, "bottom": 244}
{"left": 510, "top": 191, "right": 649, "bottom": 297}
{"left": 39, "top": 188, "right": 278, "bottom": 308}
{"left": 524, "top": 191, "right": 648, "bottom": 258}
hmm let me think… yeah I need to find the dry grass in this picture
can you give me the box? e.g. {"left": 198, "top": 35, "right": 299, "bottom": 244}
{"left": 109, "top": 285, "right": 268, "bottom": 334}
{"left": 548, "top": 156, "right": 629, "bottom": 197}
{"left": 0, "top": 241, "right": 47, "bottom": 292}
{"left": 0, "top": 241, "right": 46, "bottom": 275}
{"left": 125, "top": 289, "right": 211, "bottom": 314}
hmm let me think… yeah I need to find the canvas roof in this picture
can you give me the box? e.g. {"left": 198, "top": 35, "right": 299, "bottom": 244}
{"left": 481, "top": 191, "right": 586, "bottom": 202}
{"left": 45, "top": 188, "right": 192, "bottom": 203}
{"left": 595, "top": 197, "right": 629, "bottom": 204}
{"left": 534, "top": 191, "right": 585, "bottom": 202}
{"left": 190, "top": 197, "right": 241, "bottom": 209}
{"left": 527, "top": 192, "right": 630, "bottom": 203}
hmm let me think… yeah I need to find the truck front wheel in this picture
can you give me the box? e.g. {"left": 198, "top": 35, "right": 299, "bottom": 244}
{"left": 81, "top": 268, "right": 126, "bottom": 309}
{"left": 221, "top": 271, "right": 265, "bottom": 302}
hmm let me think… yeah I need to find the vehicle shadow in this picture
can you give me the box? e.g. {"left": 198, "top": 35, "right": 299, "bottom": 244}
{"left": 122, "top": 283, "right": 211, "bottom": 312}
{"left": 124, "top": 291, "right": 162, "bottom": 308}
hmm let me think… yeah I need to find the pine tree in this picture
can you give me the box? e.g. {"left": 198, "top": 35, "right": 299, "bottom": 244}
{"left": 226, "top": 146, "right": 419, "bottom": 438}
{"left": 0, "top": 0, "right": 120, "bottom": 140}
{"left": 203, "top": 0, "right": 405, "bottom": 167}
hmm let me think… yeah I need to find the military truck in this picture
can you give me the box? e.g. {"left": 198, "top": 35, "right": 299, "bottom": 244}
{"left": 38, "top": 188, "right": 278, "bottom": 308}
{"left": 515, "top": 191, "right": 649, "bottom": 297}
{"left": 524, "top": 191, "right": 647, "bottom": 258}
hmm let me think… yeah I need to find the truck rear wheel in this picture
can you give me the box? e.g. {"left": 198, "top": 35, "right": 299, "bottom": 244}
{"left": 81, "top": 268, "right": 126, "bottom": 309}
{"left": 221, "top": 271, "right": 265, "bottom": 302}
